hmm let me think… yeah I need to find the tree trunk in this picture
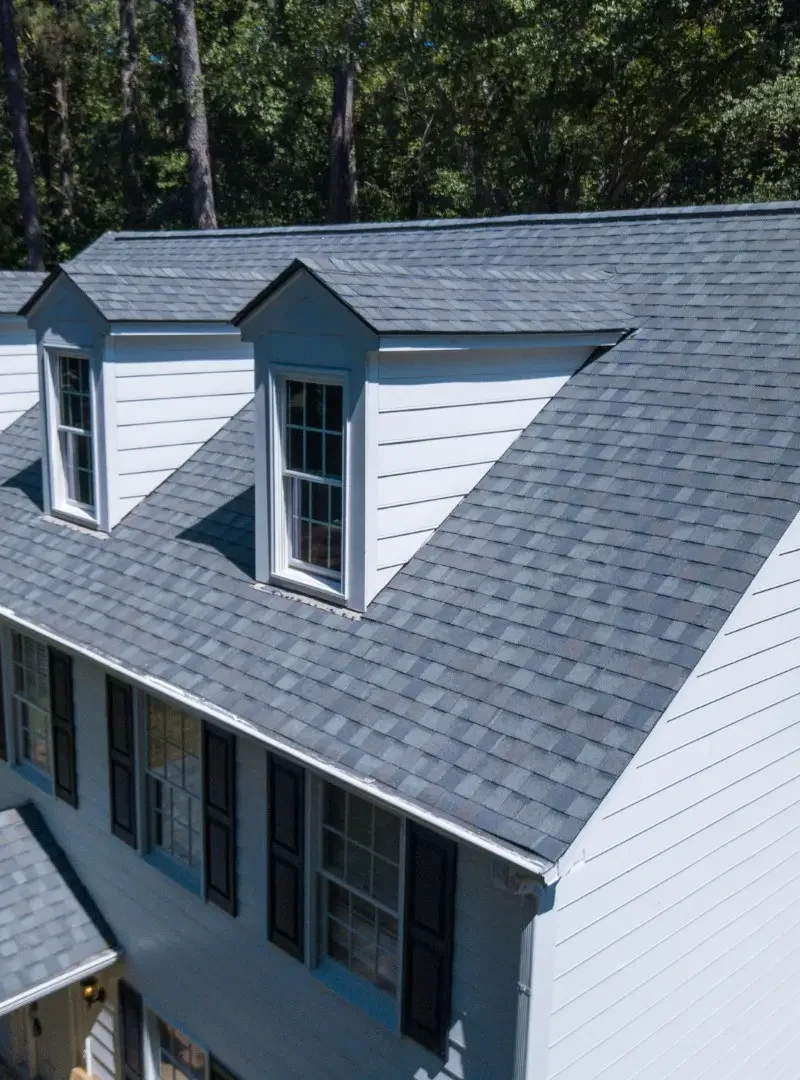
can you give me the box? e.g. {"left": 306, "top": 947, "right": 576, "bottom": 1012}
{"left": 120, "top": 0, "right": 144, "bottom": 227}
{"left": 51, "top": 0, "right": 74, "bottom": 228}
{"left": 172, "top": 0, "right": 216, "bottom": 229}
{"left": 0, "top": 0, "right": 44, "bottom": 268}
{"left": 328, "top": 56, "right": 357, "bottom": 224}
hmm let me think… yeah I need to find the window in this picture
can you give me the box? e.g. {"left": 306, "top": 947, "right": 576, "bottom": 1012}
{"left": 280, "top": 379, "right": 344, "bottom": 586}
{"left": 153, "top": 1015, "right": 206, "bottom": 1080}
{"left": 319, "top": 783, "right": 402, "bottom": 1000}
{"left": 11, "top": 634, "right": 51, "bottom": 778}
{"left": 54, "top": 354, "right": 95, "bottom": 513}
{"left": 145, "top": 698, "right": 202, "bottom": 881}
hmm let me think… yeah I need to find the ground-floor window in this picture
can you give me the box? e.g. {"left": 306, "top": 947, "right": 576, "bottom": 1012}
{"left": 152, "top": 1014, "right": 206, "bottom": 1080}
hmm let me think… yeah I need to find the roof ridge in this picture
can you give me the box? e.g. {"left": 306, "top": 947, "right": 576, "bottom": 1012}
{"left": 105, "top": 199, "right": 800, "bottom": 242}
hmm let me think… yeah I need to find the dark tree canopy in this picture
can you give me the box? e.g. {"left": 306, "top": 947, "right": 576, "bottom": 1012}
{"left": 2, "top": 0, "right": 800, "bottom": 266}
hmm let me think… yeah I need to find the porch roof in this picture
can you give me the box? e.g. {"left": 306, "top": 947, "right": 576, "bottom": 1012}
{"left": 0, "top": 804, "right": 120, "bottom": 1017}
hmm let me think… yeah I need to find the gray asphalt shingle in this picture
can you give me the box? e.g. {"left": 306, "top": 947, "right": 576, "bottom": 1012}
{"left": 1, "top": 204, "right": 800, "bottom": 866}
{"left": 0, "top": 804, "right": 118, "bottom": 1012}
{"left": 0, "top": 271, "right": 47, "bottom": 315}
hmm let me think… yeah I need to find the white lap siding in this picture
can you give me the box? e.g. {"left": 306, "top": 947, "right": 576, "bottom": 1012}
{"left": 0, "top": 320, "right": 38, "bottom": 432}
{"left": 370, "top": 347, "right": 589, "bottom": 601}
{"left": 544, "top": 505, "right": 800, "bottom": 1080}
{"left": 0, "top": 633, "right": 531, "bottom": 1080}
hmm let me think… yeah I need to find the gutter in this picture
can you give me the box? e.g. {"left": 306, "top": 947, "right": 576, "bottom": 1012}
{"left": 0, "top": 605, "right": 552, "bottom": 881}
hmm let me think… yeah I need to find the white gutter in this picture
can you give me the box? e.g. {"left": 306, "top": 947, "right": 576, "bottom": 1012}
{"left": 0, "top": 605, "right": 552, "bottom": 880}
{"left": 0, "top": 948, "right": 120, "bottom": 1017}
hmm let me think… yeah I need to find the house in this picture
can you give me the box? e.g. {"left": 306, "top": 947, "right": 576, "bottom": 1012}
{"left": 0, "top": 201, "right": 798, "bottom": 1080}
{"left": 0, "top": 272, "right": 46, "bottom": 432}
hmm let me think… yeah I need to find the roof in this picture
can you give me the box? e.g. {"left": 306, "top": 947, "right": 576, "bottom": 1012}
{"left": 0, "top": 271, "right": 47, "bottom": 315}
{"left": 1, "top": 203, "right": 800, "bottom": 867}
{"left": 236, "top": 257, "right": 634, "bottom": 333}
{"left": 0, "top": 804, "right": 119, "bottom": 1014}
{"left": 23, "top": 264, "right": 269, "bottom": 323}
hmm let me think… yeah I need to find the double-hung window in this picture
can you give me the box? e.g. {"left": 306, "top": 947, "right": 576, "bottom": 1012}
{"left": 153, "top": 1014, "right": 206, "bottom": 1080}
{"left": 11, "top": 634, "right": 52, "bottom": 780}
{"left": 279, "top": 378, "right": 345, "bottom": 591}
{"left": 145, "top": 698, "right": 203, "bottom": 885}
{"left": 54, "top": 354, "right": 95, "bottom": 514}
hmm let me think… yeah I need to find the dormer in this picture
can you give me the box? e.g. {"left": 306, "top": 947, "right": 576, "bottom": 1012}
{"left": 22, "top": 265, "right": 259, "bottom": 531}
{"left": 0, "top": 271, "right": 47, "bottom": 431}
{"left": 235, "top": 258, "right": 633, "bottom": 611}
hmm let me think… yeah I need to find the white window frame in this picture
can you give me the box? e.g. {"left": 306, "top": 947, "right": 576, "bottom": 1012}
{"left": 310, "top": 777, "right": 407, "bottom": 1032}
{"left": 268, "top": 368, "right": 349, "bottom": 603}
{"left": 43, "top": 346, "right": 100, "bottom": 527}
{"left": 143, "top": 1004, "right": 209, "bottom": 1080}
{"left": 10, "top": 632, "right": 53, "bottom": 788}
{"left": 142, "top": 692, "right": 205, "bottom": 894}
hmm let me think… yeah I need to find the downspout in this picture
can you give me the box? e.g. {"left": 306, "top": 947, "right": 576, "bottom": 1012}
{"left": 513, "top": 882, "right": 558, "bottom": 1080}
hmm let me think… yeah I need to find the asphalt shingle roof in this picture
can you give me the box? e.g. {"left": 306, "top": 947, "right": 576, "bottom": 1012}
{"left": 238, "top": 257, "right": 634, "bottom": 333}
{"left": 0, "top": 804, "right": 118, "bottom": 1013}
{"left": 0, "top": 271, "right": 47, "bottom": 315}
{"left": 2, "top": 203, "right": 800, "bottom": 867}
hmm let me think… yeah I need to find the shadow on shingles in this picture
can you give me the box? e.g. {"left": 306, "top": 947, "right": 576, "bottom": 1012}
{"left": 2, "top": 459, "right": 44, "bottom": 511}
{"left": 177, "top": 484, "right": 255, "bottom": 579}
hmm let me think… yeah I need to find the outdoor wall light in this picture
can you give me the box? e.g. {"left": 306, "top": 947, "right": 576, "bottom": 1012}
{"left": 80, "top": 978, "right": 106, "bottom": 1007}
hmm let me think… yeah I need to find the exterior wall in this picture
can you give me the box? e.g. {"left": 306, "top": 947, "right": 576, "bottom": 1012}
{"left": 85, "top": 1002, "right": 116, "bottom": 1080}
{"left": 107, "top": 332, "right": 254, "bottom": 526}
{"left": 0, "top": 630, "right": 531, "bottom": 1080}
{"left": 0, "top": 319, "right": 38, "bottom": 432}
{"left": 369, "top": 347, "right": 590, "bottom": 600}
{"left": 544, "top": 505, "right": 800, "bottom": 1080}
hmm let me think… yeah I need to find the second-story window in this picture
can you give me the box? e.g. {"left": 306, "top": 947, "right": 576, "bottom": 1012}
{"left": 145, "top": 698, "right": 203, "bottom": 882}
{"left": 281, "top": 379, "right": 345, "bottom": 588}
{"left": 55, "top": 355, "right": 95, "bottom": 512}
{"left": 11, "top": 634, "right": 52, "bottom": 778}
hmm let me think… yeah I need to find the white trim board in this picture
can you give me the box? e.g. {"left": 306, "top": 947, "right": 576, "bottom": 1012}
{"left": 0, "top": 605, "right": 552, "bottom": 881}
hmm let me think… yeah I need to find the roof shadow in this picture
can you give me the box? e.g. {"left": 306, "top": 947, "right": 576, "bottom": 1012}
{"left": 177, "top": 485, "right": 255, "bottom": 579}
{"left": 2, "top": 459, "right": 44, "bottom": 511}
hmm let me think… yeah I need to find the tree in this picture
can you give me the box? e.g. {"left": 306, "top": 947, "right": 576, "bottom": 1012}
{"left": 119, "top": 0, "right": 143, "bottom": 226}
{"left": 0, "top": 0, "right": 44, "bottom": 267}
{"left": 328, "top": 49, "right": 357, "bottom": 222}
{"left": 171, "top": 0, "right": 216, "bottom": 228}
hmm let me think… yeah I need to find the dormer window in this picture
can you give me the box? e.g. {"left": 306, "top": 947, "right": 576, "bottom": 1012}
{"left": 273, "top": 375, "right": 346, "bottom": 597}
{"left": 56, "top": 355, "right": 95, "bottom": 512}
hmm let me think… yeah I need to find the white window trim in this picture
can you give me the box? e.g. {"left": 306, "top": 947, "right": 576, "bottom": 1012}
{"left": 308, "top": 775, "right": 408, "bottom": 1034}
{"left": 42, "top": 345, "right": 102, "bottom": 528}
{"left": 142, "top": 1002, "right": 209, "bottom": 1080}
{"left": 268, "top": 367, "right": 350, "bottom": 604}
{"left": 9, "top": 631, "right": 53, "bottom": 789}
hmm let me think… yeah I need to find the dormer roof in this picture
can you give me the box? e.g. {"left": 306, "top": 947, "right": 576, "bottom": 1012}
{"left": 234, "top": 257, "right": 635, "bottom": 334}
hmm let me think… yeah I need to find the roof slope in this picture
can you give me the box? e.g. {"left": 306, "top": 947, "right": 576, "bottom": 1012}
{"left": 0, "top": 804, "right": 118, "bottom": 1013}
{"left": 1, "top": 205, "right": 800, "bottom": 865}
{"left": 238, "top": 257, "right": 634, "bottom": 333}
{"left": 0, "top": 270, "right": 47, "bottom": 315}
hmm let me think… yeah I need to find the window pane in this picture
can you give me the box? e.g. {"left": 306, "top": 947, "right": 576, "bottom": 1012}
{"left": 325, "top": 434, "right": 343, "bottom": 480}
{"left": 306, "top": 429, "right": 323, "bottom": 475}
{"left": 287, "top": 381, "right": 304, "bottom": 426}
{"left": 288, "top": 427, "right": 304, "bottom": 471}
{"left": 325, "top": 384, "right": 343, "bottom": 433}
{"left": 373, "top": 857, "right": 399, "bottom": 909}
{"left": 346, "top": 840, "right": 371, "bottom": 893}
{"left": 325, "top": 783, "right": 346, "bottom": 831}
{"left": 306, "top": 383, "right": 324, "bottom": 429}
{"left": 348, "top": 795, "right": 372, "bottom": 848}
{"left": 374, "top": 808, "right": 401, "bottom": 863}
{"left": 328, "top": 527, "right": 342, "bottom": 573}
{"left": 324, "top": 829, "right": 345, "bottom": 876}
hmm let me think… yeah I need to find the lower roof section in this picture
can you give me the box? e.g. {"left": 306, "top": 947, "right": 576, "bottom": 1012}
{"left": 0, "top": 804, "right": 120, "bottom": 1017}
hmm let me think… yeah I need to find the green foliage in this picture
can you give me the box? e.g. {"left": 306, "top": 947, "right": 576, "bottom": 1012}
{"left": 3, "top": 0, "right": 800, "bottom": 265}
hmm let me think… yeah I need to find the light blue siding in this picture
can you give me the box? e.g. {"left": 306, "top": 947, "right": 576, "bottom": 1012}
{"left": 0, "top": 626, "right": 530, "bottom": 1080}
{"left": 544, "top": 506, "right": 800, "bottom": 1080}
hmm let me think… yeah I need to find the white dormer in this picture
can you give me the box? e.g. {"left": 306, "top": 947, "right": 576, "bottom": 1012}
{"left": 22, "top": 267, "right": 257, "bottom": 531}
{"left": 235, "top": 258, "right": 632, "bottom": 611}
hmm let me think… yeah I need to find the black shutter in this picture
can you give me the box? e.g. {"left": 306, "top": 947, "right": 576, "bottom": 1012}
{"left": 402, "top": 823, "right": 457, "bottom": 1057}
{"left": 0, "top": 652, "right": 7, "bottom": 762}
{"left": 107, "top": 677, "right": 137, "bottom": 848}
{"left": 267, "top": 754, "right": 305, "bottom": 959}
{"left": 209, "top": 1057, "right": 239, "bottom": 1080}
{"left": 117, "top": 980, "right": 144, "bottom": 1080}
{"left": 49, "top": 649, "right": 77, "bottom": 807}
{"left": 204, "top": 723, "right": 237, "bottom": 915}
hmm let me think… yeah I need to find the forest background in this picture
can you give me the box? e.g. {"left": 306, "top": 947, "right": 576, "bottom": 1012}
{"left": 1, "top": 0, "right": 799, "bottom": 269}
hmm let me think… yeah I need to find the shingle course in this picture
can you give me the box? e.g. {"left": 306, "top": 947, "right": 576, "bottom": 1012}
{"left": 0, "top": 271, "right": 47, "bottom": 315}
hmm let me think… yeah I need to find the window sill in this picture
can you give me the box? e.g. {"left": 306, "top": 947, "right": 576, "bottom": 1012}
{"left": 271, "top": 567, "right": 346, "bottom": 606}
{"left": 313, "top": 957, "right": 398, "bottom": 1032}
{"left": 13, "top": 761, "right": 54, "bottom": 796}
{"left": 50, "top": 503, "right": 98, "bottom": 530}
{"left": 144, "top": 849, "right": 202, "bottom": 897}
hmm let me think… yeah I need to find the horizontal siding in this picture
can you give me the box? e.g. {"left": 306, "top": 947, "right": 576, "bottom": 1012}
{"left": 0, "top": 635, "right": 527, "bottom": 1080}
{"left": 87, "top": 1004, "right": 116, "bottom": 1080}
{"left": 371, "top": 348, "right": 586, "bottom": 593}
{"left": 109, "top": 339, "right": 254, "bottom": 526}
{"left": 0, "top": 329, "right": 38, "bottom": 432}
{"left": 546, "top": 507, "right": 800, "bottom": 1080}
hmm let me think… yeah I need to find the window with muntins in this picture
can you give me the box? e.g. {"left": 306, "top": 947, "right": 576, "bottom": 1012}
{"left": 320, "top": 783, "right": 402, "bottom": 999}
{"left": 146, "top": 698, "right": 202, "bottom": 880}
{"left": 154, "top": 1014, "right": 206, "bottom": 1080}
{"left": 55, "top": 354, "right": 94, "bottom": 511}
{"left": 11, "top": 634, "right": 52, "bottom": 778}
{"left": 282, "top": 379, "right": 344, "bottom": 582}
